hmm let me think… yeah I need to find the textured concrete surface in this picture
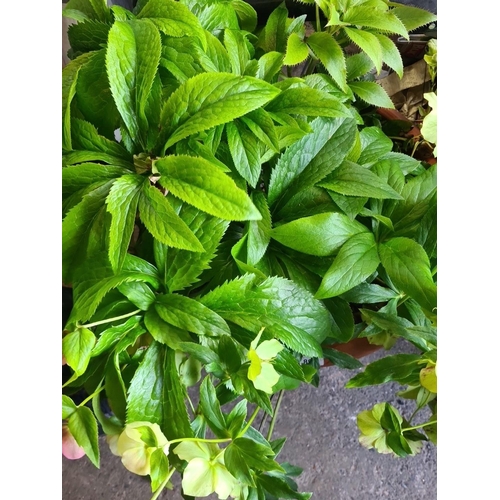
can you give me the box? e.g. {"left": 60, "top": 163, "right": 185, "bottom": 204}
{"left": 62, "top": 340, "right": 436, "bottom": 500}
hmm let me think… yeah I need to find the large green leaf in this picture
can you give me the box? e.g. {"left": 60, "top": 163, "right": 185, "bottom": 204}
{"left": 200, "top": 274, "right": 333, "bottom": 356}
{"left": 265, "top": 87, "right": 350, "bottom": 119}
{"left": 67, "top": 19, "right": 110, "bottom": 56}
{"left": 105, "top": 174, "right": 143, "bottom": 272}
{"left": 343, "top": 28, "right": 383, "bottom": 73}
{"left": 240, "top": 108, "right": 279, "bottom": 153}
{"left": 67, "top": 406, "right": 100, "bottom": 467}
{"left": 257, "top": 1, "right": 288, "bottom": 53}
{"left": 127, "top": 341, "right": 166, "bottom": 425}
{"left": 138, "top": 181, "right": 204, "bottom": 252}
{"left": 224, "top": 29, "right": 250, "bottom": 76}
{"left": 64, "top": 0, "right": 110, "bottom": 22}
{"left": 316, "top": 232, "right": 380, "bottom": 299}
{"left": 272, "top": 212, "right": 368, "bottom": 256}
{"left": 319, "top": 161, "right": 403, "bottom": 199}
{"left": 155, "top": 155, "right": 261, "bottom": 220}
{"left": 358, "top": 126, "right": 394, "bottom": 167}
{"left": 144, "top": 308, "right": 192, "bottom": 350}
{"left": 268, "top": 116, "right": 357, "bottom": 209}
{"left": 106, "top": 19, "right": 162, "bottom": 145}
{"left": 62, "top": 57, "right": 85, "bottom": 150}
{"left": 378, "top": 237, "right": 437, "bottom": 313}
{"left": 373, "top": 33, "right": 404, "bottom": 78}
{"left": 63, "top": 327, "right": 96, "bottom": 377}
{"left": 161, "top": 36, "right": 204, "bottom": 84}
{"left": 247, "top": 191, "right": 272, "bottom": 266}
{"left": 306, "top": 32, "right": 347, "bottom": 92}
{"left": 155, "top": 294, "right": 230, "bottom": 337}
{"left": 158, "top": 73, "right": 280, "bottom": 152}
{"left": 257, "top": 52, "right": 284, "bottom": 82}
{"left": 199, "top": 376, "right": 228, "bottom": 438}
{"left": 195, "top": 31, "right": 232, "bottom": 73}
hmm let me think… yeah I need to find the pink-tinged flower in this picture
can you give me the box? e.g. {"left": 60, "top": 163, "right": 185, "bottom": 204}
{"left": 62, "top": 423, "right": 85, "bottom": 460}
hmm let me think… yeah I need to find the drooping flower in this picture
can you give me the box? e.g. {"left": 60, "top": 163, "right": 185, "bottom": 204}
{"left": 174, "top": 441, "right": 239, "bottom": 499}
{"left": 110, "top": 421, "right": 169, "bottom": 476}
{"left": 62, "top": 422, "right": 85, "bottom": 460}
{"left": 357, "top": 403, "right": 422, "bottom": 456}
{"left": 247, "top": 328, "right": 284, "bottom": 394}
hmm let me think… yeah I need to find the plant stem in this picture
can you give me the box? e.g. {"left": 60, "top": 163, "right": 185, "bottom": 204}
{"left": 402, "top": 420, "right": 437, "bottom": 432}
{"left": 169, "top": 437, "right": 232, "bottom": 445}
{"left": 316, "top": 4, "right": 321, "bottom": 33}
{"left": 150, "top": 467, "right": 175, "bottom": 500}
{"left": 79, "top": 309, "right": 141, "bottom": 329}
{"left": 78, "top": 385, "right": 105, "bottom": 408}
{"left": 266, "top": 390, "right": 284, "bottom": 441}
{"left": 239, "top": 406, "right": 260, "bottom": 437}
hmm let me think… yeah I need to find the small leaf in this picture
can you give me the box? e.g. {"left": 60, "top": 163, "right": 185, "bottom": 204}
{"left": 62, "top": 395, "right": 77, "bottom": 420}
{"left": 390, "top": 6, "right": 437, "bottom": 32}
{"left": 63, "top": 328, "right": 96, "bottom": 377}
{"left": 150, "top": 449, "right": 170, "bottom": 492}
{"left": 343, "top": 28, "right": 383, "bottom": 74}
{"left": 283, "top": 32, "right": 309, "bottom": 66}
{"left": 200, "top": 376, "right": 228, "bottom": 438}
{"left": 349, "top": 81, "right": 394, "bottom": 109}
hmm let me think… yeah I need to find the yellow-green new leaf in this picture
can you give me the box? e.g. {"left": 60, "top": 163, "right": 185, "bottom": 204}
{"left": 283, "top": 32, "right": 309, "bottom": 66}
{"left": 156, "top": 155, "right": 261, "bottom": 221}
{"left": 349, "top": 81, "right": 394, "bottom": 109}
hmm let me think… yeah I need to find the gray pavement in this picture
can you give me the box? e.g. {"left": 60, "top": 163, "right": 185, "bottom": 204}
{"left": 62, "top": 340, "right": 437, "bottom": 499}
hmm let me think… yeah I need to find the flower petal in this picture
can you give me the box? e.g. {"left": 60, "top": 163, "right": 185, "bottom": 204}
{"left": 174, "top": 441, "right": 217, "bottom": 462}
{"left": 253, "top": 361, "right": 280, "bottom": 394}
{"left": 255, "top": 339, "right": 283, "bottom": 360}
{"left": 182, "top": 458, "right": 215, "bottom": 497}
{"left": 62, "top": 424, "right": 86, "bottom": 460}
{"left": 121, "top": 446, "right": 152, "bottom": 476}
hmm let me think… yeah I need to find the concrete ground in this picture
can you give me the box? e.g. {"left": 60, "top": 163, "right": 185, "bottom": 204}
{"left": 62, "top": 340, "right": 437, "bottom": 500}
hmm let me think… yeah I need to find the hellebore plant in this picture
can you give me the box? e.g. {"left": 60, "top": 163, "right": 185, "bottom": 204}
{"left": 62, "top": 0, "right": 437, "bottom": 498}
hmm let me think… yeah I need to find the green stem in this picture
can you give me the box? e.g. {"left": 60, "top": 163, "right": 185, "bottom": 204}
{"left": 402, "top": 420, "right": 437, "bottom": 432}
{"left": 266, "top": 390, "right": 284, "bottom": 441}
{"left": 150, "top": 468, "right": 175, "bottom": 500}
{"left": 79, "top": 309, "right": 141, "bottom": 329}
{"left": 169, "top": 437, "right": 232, "bottom": 445}
{"left": 78, "top": 385, "right": 105, "bottom": 408}
{"left": 315, "top": 4, "right": 321, "bottom": 33}
{"left": 239, "top": 406, "right": 260, "bottom": 437}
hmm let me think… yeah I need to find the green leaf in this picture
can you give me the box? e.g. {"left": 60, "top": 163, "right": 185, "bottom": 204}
{"left": 200, "top": 274, "right": 333, "bottom": 356}
{"left": 358, "top": 127, "right": 394, "bottom": 167}
{"left": 322, "top": 347, "right": 363, "bottom": 369}
{"left": 283, "top": 32, "right": 309, "bottom": 66}
{"left": 318, "top": 161, "right": 403, "bottom": 199}
{"left": 268, "top": 116, "right": 357, "bottom": 209}
{"left": 224, "top": 29, "right": 250, "bottom": 76}
{"left": 258, "top": 474, "right": 311, "bottom": 500}
{"left": 71, "top": 118, "right": 131, "bottom": 160}
{"left": 232, "top": 0, "right": 257, "bottom": 31}
{"left": 257, "top": 2, "right": 288, "bottom": 53}
{"left": 155, "top": 155, "right": 261, "bottom": 220}
{"left": 265, "top": 87, "right": 350, "bottom": 119}
{"left": 226, "top": 400, "right": 248, "bottom": 437}
{"left": 92, "top": 316, "right": 143, "bottom": 357}
{"left": 150, "top": 449, "right": 170, "bottom": 492}
{"left": 346, "top": 353, "right": 422, "bottom": 387}
{"left": 138, "top": 182, "right": 204, "bottom": 252}
{"left": 144, "top": 308, "right": 192, "bottom": 349}
{"left": 340, "top": 282, "right": 398, "bottom": 303}
{"left": 137, "top": 0, "right": 205, "bottom": 45}
{"left": 345, "top": 52, "right": 374, "bottom": 81}
{"left": 272, "top": 212, "right": 368, "bottom": 256}
{"left": 226, "top": 121, "right": 262, "bottom": 187}
{"left": 64, "top": 0, "right": 110, "bottom": 22}
{"left": 247, "top": 191, "right": 272, "bottom": 266}
{"left": 178, "top": 341, "right": 220, "bottom": 366}
{"left": 316, "top": 232, "right": 380, "bottom": 299}
{"left": 62, "top": 164, "right": 128, "bottom": 198}
{"left": 349, "top": 81, "right": 394, "bottom": 109}
{"left": 273, "top": 350, "right": 306, "bottom": 382}
{"left": 155, "top": 294, "right": 230, "bottom": 337}
{"left": 373, "top": 33, "right": 404, "bottom": 78}
{"left": 161, "top": 36, "right": 204, "bottom": 84}
{"left": 199, "top": 376, "right": 228, "bottom": 438}
{"left": 162, "top": 348, "right": 194, "bottom": 440}
{"left": 218, "top": 336, "right": 242, "bottom": 373}
{"left": 390, "top": 6, "right": 437, "bottom": 32}
{"left": 227, "top": 438, "right": 283, "bottom": 473}
{"left": 105, "top": 175, "right": 142, "bottom": 271}
{"left": 323, "top": 296, "right": 355, "bottom": 342}
{"left": 343, "top": 6, "right": 408, "bottom": 38}
{"left": 196, "top": 31, "right": 232, "bottom": 73}
{"left": 127, "top": 341, "right": 166, "bottom": 425}
{"left": 62, "top": 59, "right": 82, "bottom": 151}
{"left": 343, "top": 27, "right": 383, "bottom": 73}
{"left": 74, "top": 49, "right": 121, "bottom": 139}
{"left": 62, "top": 395, "right": 77, "bottom": 420}
{"left": 159, "top": 73, "right": 280, "bottom": 151}
{"left": 378, "top": 237, "right": 437, "bottom": 313}
{"left": 67, "top": 406, "right": 100, "bottom": 467}
{"left": 240, "top": 108, "right": 279, "bottom": 153}
{"left": 306, "top": 32, "right": 347, "bottom": 91}
{"left": 257, "top": 52, "right": 284, "bottom": 82}
{"left": 63, "top": 327, "right": 96, "bottom": 379}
